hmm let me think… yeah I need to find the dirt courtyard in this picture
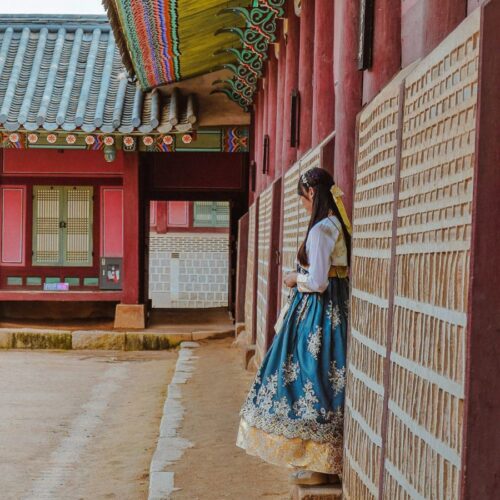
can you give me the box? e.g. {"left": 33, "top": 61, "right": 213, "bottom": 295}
{"left": 0, "top": 349, "right": 176, "bottom": 500}
{"left": 170, "top": 338, "right": 290, "bottom": 500}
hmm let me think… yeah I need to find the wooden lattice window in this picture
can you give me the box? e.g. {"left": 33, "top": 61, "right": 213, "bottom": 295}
{"left": 33, "top": 186, "right": 93, "bottom": 267}
{"left": 193, "top": 202, "right": 229, "bottom": 228}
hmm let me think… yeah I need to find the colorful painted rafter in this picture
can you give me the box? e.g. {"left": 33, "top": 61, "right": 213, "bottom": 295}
{"left": 211, "top": 0, "right": 286, "bottom": 110}
{"left": 104, "top": 0, "right": 250, "bottom": 90}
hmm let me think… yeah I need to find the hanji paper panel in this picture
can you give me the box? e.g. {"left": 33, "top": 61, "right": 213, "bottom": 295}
{"left": 64, "top": 187, "right": 93, "bottom": 267}
{"left": 244, "top": 202, "right": 257, "bottom": 341}
{"left": 280, "top": 161, "right": 300, "bottom": 308}
{"left": 255, "top": 185, "right": 273, "bottom": 364}
{"left": 385, "top": 11, "right": 480, "bottom": 499}
{"left": 343, "top": 73, "right": 404, "bottom": 500}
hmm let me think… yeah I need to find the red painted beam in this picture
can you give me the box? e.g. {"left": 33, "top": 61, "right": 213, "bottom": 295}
{"left": 297, "top": 0, "right": 315, "bottom": 157}
{"left": 333, "top": 0, "right": 363, "bottom": 214}
{"left": 362, "top": 0, "right": 402, "bottom": 104}
{"left": 312, "top": 0, "right": 335, "bottom": 146}
{"left": 0, "top": 290, "right": 122, "bottom": 301}
{"left": 281, "top": 2, "right": 300, "bottom": 172}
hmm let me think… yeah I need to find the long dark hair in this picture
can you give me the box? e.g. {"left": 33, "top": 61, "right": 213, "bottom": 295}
{"left": 297, "top": 168, "right": 351, "bottom": 267}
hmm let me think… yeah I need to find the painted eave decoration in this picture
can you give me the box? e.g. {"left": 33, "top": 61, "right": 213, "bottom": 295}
{"left": 103, "top": 1, "right": 285, "bottom": 110}
{"left": 1, "top": 127, "right": 249, "bottom": 153}
{"left": 0, "top": 15, "right": 199, "bottom": 136}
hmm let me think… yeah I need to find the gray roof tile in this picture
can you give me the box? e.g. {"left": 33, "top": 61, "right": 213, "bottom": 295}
{"left": 0, "top": 15, "right": 196, "bottom": 134}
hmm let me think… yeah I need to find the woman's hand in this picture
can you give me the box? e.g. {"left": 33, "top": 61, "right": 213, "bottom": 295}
{"left": 284, "top": 272, "right": 298, "bottom": 288}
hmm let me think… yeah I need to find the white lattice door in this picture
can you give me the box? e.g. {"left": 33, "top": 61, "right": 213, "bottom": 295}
{"left": 33, "top": 186, "right": 93, "bottom": 267}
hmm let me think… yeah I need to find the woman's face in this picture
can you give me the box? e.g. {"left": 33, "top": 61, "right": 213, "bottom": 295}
{"left": 300, "top": 186, "right": 315, "bottom": 214}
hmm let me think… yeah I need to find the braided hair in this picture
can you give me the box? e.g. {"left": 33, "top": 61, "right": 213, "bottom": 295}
{"left": 297, "top": 167, "right": 351, "bottom": 267}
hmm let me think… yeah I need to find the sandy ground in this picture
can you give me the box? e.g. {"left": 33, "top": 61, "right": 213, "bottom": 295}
{"left": 0, "top": 349, "right": 177, "bottom": 500}
{"left": 171, "top": 338, "right": 290, "bottom": 500}
{"left": 0, "top": 307, "right": 233, "bottom": 334}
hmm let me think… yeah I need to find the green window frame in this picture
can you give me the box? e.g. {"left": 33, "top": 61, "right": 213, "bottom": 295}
{"left": 193, "top": 201, "right": 229, "bottom": 228}
{"left": 32, "top": 186, "right": 93, "bottom": 267}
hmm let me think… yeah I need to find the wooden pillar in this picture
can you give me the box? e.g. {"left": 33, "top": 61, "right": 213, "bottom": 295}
{"left": 297, "top": 0, "right": 315, "bottom": 157}
{"left": 362, "top": 0, "right": 402, "bottom": 104}
{"left": 312, "top": 0, "right": 335, "bottom": 147}
{"left": 333, "top": 0, "right": 363, "bottom": 214}
{"left": 115, "top": 152, "right": 145, "bottom": 328}
{"left": 262, "top": 70, "right": 270, "bottom": 190}
{"left": 267, "top": 56, "right": 278, "bottom": 181}
{"left": 264, "top": 178, "right": 282, "bottom": 351}
{"left": 256, "top": 89, "right": 265, "bottom": 195}
{"left": 424, "top": 0, "right": 467, "bottom": 54}
{"left": 235, "top": 212, "right": 249, "bottom": 324}
{"left": 156, "top": 201, "right": 168, "bottom": 233}
{"left": 462, "top": 2, "right": 500, "bottom": 498}
{"left": 281, "top": 2, "right": 300, "bottom": 172}
{"left": 274, "top": 41, "right": 286, "bottom": 174}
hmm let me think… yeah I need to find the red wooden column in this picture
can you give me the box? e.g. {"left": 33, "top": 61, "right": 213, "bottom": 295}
{"left": 462, "top": 2, "right": 500, "bottom": 497}
{"left": 423, "top": 0, "right": 466, "bottom": 55}
{"left": 362, "top": 0, "right": 402, "bottom": 104}
{"left": 311, "top": 0, "right": 335, "bottom": 147}
{"left": 156, "top": 201, "right": 168, "bottom": 234}
{"left": 281, "top": 2, "right": 300, "bottom": 173}
{"left": 235, "top": 212, "right": 249, "bottom": 325}
{"left": 260, "top": 75, "right": 269, "bottom": 192}
{"left": 297, "top": 0, "right": 315, "bottom": 157}
{"left": 115, "top": 152, "right": 144, "bottom": 328}
{"left": 256, "top": 89, "right": 265, "bottom": 195}
{"left": 333, "top": 0, "right": 363, "bottom": 214}
{"left": 274, "top": 41, "right": 286, "bottom": 174}
{"left": 267, "top": 55, "right": 278, "bottom": 181}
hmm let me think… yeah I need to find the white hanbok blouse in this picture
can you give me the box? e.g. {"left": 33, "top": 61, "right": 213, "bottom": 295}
{"left": 296, "top": 215, "right": 348, "bottom": 293}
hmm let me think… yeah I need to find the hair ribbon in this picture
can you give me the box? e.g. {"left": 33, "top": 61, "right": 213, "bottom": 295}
{"left": 330, "top": 185, "right": 352, "bottom": 236}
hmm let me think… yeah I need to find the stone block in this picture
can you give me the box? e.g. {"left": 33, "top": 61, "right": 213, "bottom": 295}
{"left": 72, "top": 331, "right": 125, "bottom": 350}
{"left": 125, "top": 332, "right": 184, "bottom": 351}
{"left": 114, "top": 304, "right": 146, "bottom": 329}
{"left": 8, "top": 329, "right": 72, "bottom": 349}
{"left": 290, "top": 484, "right": 342, "bottom": 500}
{"left": 242, "top": 344, "right": 256, "bottom": 369}
{"left": 0, "top": 331, "right": 13, "bottom": 349}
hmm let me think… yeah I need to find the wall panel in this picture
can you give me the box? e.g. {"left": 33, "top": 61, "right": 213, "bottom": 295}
{"left": 0, "top": 186, "right": 26, "bottom": 266}
{"left": 384, "top": 11, "right": 479, "bottom": 499}
{"left": 255, "top": 185, "right": 273, "bottom": 363}
{"left": 244, "top": 202, "right": 257, "bottom": 343}
{"left": 344, "top": 9, "right": 481, "bottom": 500}
{"left": 101, "top": 187, "right": 124, "bottom": 258}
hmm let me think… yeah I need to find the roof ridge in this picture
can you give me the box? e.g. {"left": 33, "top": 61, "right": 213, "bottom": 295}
{"left": 0, "top": 14, "right": 110, "bottom": 31}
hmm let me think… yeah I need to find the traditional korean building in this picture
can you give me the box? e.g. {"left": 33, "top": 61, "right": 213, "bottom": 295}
{"left": 0, "top": 14, "right": 249, "bottom": 326}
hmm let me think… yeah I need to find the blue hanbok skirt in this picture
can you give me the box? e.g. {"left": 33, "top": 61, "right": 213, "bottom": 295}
{"left": 237, "top": 272, "right": 349, "bottom": 474}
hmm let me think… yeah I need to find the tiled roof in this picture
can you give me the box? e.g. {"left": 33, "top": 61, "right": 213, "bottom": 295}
{"left": 0, "top": 15, "right": 197, "bottom": 134}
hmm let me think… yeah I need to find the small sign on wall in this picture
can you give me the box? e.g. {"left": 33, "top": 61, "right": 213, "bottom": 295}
{"left": 43, "top": 283, "right": 69, "bottom": 291}
{"left": 100, "top": 257, "right": 123, "bottom": 290}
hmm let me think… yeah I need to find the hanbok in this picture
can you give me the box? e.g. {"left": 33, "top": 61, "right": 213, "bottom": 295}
{"left": 237, "top": 215, "right": 349, "bottom": 474}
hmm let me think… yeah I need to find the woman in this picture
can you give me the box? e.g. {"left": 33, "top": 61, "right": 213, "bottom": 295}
{"left": 237, "top": 167, "right": 351, "bottom": 485}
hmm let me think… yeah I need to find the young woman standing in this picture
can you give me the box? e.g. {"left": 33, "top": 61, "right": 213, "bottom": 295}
{"left": 237, "top": 167, "right": 351, "bottom": 485}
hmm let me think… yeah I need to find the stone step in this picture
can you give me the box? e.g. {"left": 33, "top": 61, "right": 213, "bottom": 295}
{"left": 290, "top": 484, "right": 343, "bottom": 500}
{"left": 0, "top": 328, "right": 233, "bottom": 350}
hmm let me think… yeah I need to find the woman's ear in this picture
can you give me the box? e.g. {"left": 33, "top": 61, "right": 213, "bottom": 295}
{"left": 308, "top": 187, "right": 315, "bottom": 199}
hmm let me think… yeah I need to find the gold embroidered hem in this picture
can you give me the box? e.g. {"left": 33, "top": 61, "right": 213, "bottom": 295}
{"left": 236, "top": 419, "right": 343, "bottom": 475}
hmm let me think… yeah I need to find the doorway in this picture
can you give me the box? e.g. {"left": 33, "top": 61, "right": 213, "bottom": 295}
{"left": 146, "top": 200, "right": 232, "bottom": 329}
